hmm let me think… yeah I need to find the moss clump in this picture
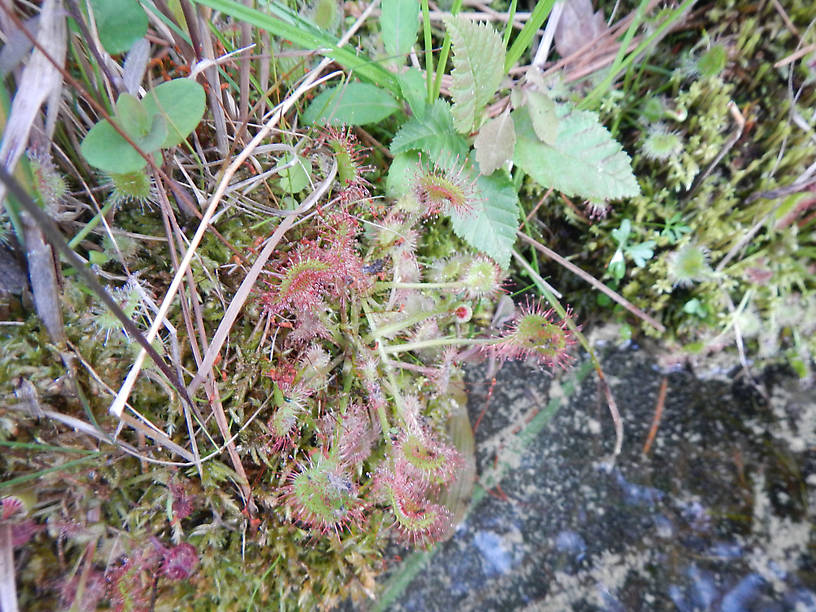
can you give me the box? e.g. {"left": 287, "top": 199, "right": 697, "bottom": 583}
{"left": 522, "top": 0, "right": 816, "bottom": 378}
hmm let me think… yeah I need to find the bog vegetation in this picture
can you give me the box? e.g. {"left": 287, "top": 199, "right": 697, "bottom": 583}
{"left": 0, "top": 0, "right": 814, "bottom": 609}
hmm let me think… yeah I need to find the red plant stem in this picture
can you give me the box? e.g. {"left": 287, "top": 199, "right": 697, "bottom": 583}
{"left": 517, "top": 232, "right": 666, "bottom": 333}
{"left": 520, "top": 187, "right": 554, "bottom": 228}
{"left": 642, "top": 377, "right": 667, "bottom": 456}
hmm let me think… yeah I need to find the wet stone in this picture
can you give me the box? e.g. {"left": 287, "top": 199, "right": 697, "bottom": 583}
{"left": 378, "top": 345, "right": 816, "bottom": 611}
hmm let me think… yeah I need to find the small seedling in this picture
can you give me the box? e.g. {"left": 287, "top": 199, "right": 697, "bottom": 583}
{"left": 608, "top": 219, "right": 656, "bottom": 281}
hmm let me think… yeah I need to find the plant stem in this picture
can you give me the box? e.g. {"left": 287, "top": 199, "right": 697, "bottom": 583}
{"left": 361, "top": 302, "right": 394, "bottom": 444}
{"left": 384, "top": 359, "right": 438, "bottom": 375}
{"left": 502, "top": 0, "right": 518, "bottom": 48}
{"left": 68, "top": 198, "right": 117, "bottom": 249}
{"left": 375, "top": 280, "right": 460, "bottom": 291}
{"left": 579, "top": 0, "right": 694, "bottom": 110}
{"left": 431, "top": 0, "right": 463, "bottom": 101}
{"left": 364, "top": 304, "right": 449, "bottom": 342}
{"left": 517, "top": 232, "right": 665, "bottom": 332}
{"left": 0, "top": 454, "right": 102, "bottom": 490}
{"left": 191, "top": 0, "right": 400, "bottom": 95}
{"left": 512, "top": 249, "right": 623, "bottom": 457}
{"left": 421, "top": 0, "right": 435, "bottom": 102}
{"left": 504, "top": 0, "right": 556, "bottom": 73}
{"left": 331, "top": 356, "right": 356, "bottom": 450}
{"left": 383, "top": 336, "right": 493, "bottom": 355}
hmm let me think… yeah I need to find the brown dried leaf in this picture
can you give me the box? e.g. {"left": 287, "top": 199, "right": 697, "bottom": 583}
{"left": 554, "top": 0, "right": 608, "bottom": 59}
{"left": 474, "top": 109, "right": 516, "bottom": 175}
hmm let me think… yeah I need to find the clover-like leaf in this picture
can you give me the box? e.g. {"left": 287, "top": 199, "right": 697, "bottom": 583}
{"left": 80, "top": 116, "right": 164, "bottom": 174}
{"left": 81, "top": 80, "right": 201, "bottom": 174}
{"left": 611, "top": 218, "right": 632, "bottom": 246}
{"left": 141, "top": 79, "right": 206, "bottom": 148}
{"left": 115, "top": 92, "right": 150, "bottom": 137}
{"left": 626, "top": 241, "right": 656, "bottom": 267}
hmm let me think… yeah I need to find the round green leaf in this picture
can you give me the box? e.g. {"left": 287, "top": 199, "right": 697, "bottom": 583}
{"left": 302, "top": 82, "right": 400, "bottom": 126}
{"left": 80, "top": 112, "right": 167, "bottom": 174}
{"left": 90, "top": 0, "right": 148, "bottom": 55}
{"left": 141, "top": 79, "right": 206, "bottom": 148}
{"left": 381, "top": 0, "right": 420, "bottom": 59}
{"left": 115, "top": 92, "right": 150, "bottom": 136}
{"left": 277, "top": 154, "right": 311, "bottom": 193}
{"left": 81, "top": 120, "right": 147, "bottom": 174}
{"left": 386, "top": 151, "right": 419, "bottom": 199}
{"left": 137, "top": 113, "right": 169, "bottom": 154}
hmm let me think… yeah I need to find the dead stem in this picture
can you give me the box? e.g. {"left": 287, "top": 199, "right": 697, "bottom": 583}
{"left": 642, "top": 377, "right": 667, "bottom": 456}
{"left": 517, "top": 233, "right": 666, "bottom": 333}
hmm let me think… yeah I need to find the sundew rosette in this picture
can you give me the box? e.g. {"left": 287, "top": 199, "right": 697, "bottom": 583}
{"left": 282, "top": 454, "right": 366, "bottom": 536}
{"left": 484, "top": 299, "right": 578, "bottom": 369}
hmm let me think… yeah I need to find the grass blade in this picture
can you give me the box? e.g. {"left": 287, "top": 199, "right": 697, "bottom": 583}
{"left": 504, "top": 0, "right": 556, "bottom": 72}
{"left": 190, "top": 0, "right": 400, "bottom": 95}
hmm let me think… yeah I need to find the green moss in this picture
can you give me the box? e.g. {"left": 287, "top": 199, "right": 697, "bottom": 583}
{"left": 519, "top": 0, "right": 816, "bottom": 376}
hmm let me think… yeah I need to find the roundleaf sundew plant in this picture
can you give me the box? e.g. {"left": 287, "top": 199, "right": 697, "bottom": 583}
{"left": 7, "top": 0, "right": 808, "bottom": 609}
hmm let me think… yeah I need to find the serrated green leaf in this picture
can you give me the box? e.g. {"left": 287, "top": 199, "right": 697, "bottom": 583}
{"left": 513, "top": 106, "right": 640, "bottom": 201}
{"left": 90, "top": 0, "right": 148, "bottom": 55}
{"left": 443, "top": 15, "right": 506, "bottom": 134}
{"left": 527, "top": 91, "right": 558, "bottom": 145}
{"left": 382, "top": 0, "right": 419, "bottom": 60}
{"left": 449, "top": 170, "right": 519, "bottom": 268}
{"left": 390, "top": 100, "right": 468, "bottom": 161}
{"left": 141, "top": 79, "right": 206, "bottom": 148}
{"left": 302, "top": 82, "right": 400, "bottom": 126}
{"left": 474, "top": 109, "right": 515, "bottom": 175}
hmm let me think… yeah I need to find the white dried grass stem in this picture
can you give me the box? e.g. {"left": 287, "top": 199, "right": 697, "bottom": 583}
{"left": 0, "top": 523, "right": 18, "bottom": 612}
{"left": 109, "top": 0, "right": 382, "bottom": 417}
{"left": 107, "top": 68, "right": 340, "bottom": 417}
{"left": 532, "top": 0, "right": 564, "bottom": 69}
